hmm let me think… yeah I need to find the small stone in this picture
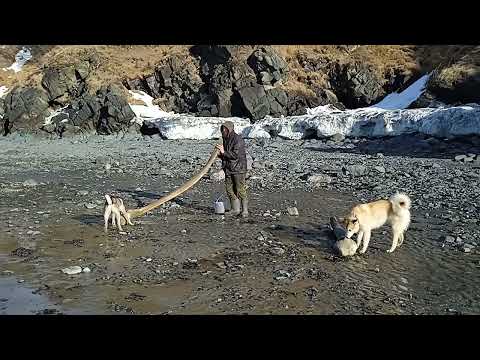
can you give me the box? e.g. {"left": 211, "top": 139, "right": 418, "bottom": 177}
{"left": 454, "top": 155, "right": 467, "bottom": 161}
{"left": 432, "top": 163, "right": 441, "bottom": 168}
{"left": 441, "top": 235, "right": 455, "bottom": 243}
{"left": 172, "top": 262, "right": 179, "bottom": 266}
{"left": 84, "top": 203, "right": 96, "bottom": 209}
{"left": 252, "top": 161, "right": 265, "bottom": 169}
{"left": 61, "top": 266, "right": 83, "bottom": 275}
{"left": 344, "top": 165, "right": 368, "bottom": 177}
{"left": 334, "top": 238, "right": 358, "bottom": 257}
{"left": 26, "top": 230, "right": 41, "bottom": 236}
{"left": 331, "top": 133, "right": 345, "bottom": 143}
{"left": 119, "top": 231, "right": 127, "bottom": 235}
{"left": 398, "top": 285, "right": 408, "bottom": 292}
{"left": 264, "top": 161, "right": 276, "bottom": 169}
{"left": 181, "top": 229, "right": 187, "bottom": 234}
{"left": 400, "top": 277, "right": 408, "bottom": 284}
{"left": 287, "top": 207, "right": 299, "bottom": 216}
{"left": 464, "top": 156, "right": 475, "bottom": 163}
{"left": 374, "top": 166, "right": 386, "bottom": 174}
{"left": 82, "top": 267, "right": 91, "bottom": 273}
{"left": 146, "top": 258, "right": 152, "bottom": 262}
{"left": 23, "top": 179, "right": 39, "bottom": 187}
{"left": 216, "top": 262, "right": 227, "bottom": 269}
{"left": 376, "top": 153, "right": 384, "bottom": 158}
{"left": 105, "top": 163, "right": 112, "bottom": 171}
{"left": 307, "top": 174, "right": 332, "bottom": 186}
{"left": 269, "top": 247, "right": 285, "bottom": 256}
{"left": 77, "top": 190, "right": 89, "bottom": 196}
{"left": 277, "top": 270, "right": 291, "bottom": 278}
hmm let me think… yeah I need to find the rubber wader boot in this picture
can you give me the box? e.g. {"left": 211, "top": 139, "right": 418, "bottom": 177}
{"left": 241, "top": 199, "right": 249, "bottom": 218}
{"left": 230, "top": 198, "right": 241, "bottom": 216}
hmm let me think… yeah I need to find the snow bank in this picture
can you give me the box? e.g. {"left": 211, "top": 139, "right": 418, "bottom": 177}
{"left": 124, "top": 83, "right": 480, "bottom": 140}
{"left": 143, "top": 114, "right": 252, "bottom": 140}
{"left": 138, "top": 104, "right": 480, "bottom": 140}
{"left": 2, "top": 47, "right": 32, "bottom": 73}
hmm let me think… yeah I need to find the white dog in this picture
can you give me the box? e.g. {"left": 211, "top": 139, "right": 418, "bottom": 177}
{"left": 103, "top": 194, "right": 133, "bottom": 232}
{"left": 342, "top": 193, "right": 411, "bottom": 254}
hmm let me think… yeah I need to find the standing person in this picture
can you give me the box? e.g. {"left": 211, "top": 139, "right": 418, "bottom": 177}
{"left": 215, "top": 121, "right": 249, "bottom": 218}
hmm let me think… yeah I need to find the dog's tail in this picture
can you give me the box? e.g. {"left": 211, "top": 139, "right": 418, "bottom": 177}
{"left": 104, "top": 194, "right": 113, "bottom": 205}
{"left": 389, "top": 193, "right": 411, "bottom": 214}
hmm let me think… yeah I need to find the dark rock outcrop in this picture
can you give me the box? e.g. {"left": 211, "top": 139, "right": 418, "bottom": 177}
{"left": 383, "top": 68, "right": 418, "bottom": 94}
{"left": 2, "top": 87, "right": 50, "bottom": 135}
{"left": 41, "top": 84, "right": 135, "bottom": 137}
{"left": 426, "top": 70, "right": 480, "bottom": 105}
{"left": 330, "top": 62, "right": 386, "bottom": 109}
{"left": 96, "top": 85, "right": 136, "bottom": 134}
{"left": 41, "top": 60, "right": 91, "bottom": 105}
{"left": 124, "top": 54, "right": 204, "bottom": 114}
{"left": 247, "top": 47, "right": 288, "bottom": 86}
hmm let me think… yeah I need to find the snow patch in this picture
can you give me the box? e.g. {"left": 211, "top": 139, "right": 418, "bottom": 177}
{"left": 2, "top": 47, "right": 32, "bottom": 73}
{"left": 128, "top": 90, "right": 176, "bottom": 125}
{"left": 43, "top": 107, "right": 68, "bottom": 126}
{"left": 369, "top": 74, "right": 430, "bottom": 110}
{"left": 0, "top": 85, "right": 8, "bottom": 98}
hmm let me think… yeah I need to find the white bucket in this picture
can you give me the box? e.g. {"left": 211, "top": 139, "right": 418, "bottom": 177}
{"left": 214, "top": 201, "right": 225, "bottom": 214}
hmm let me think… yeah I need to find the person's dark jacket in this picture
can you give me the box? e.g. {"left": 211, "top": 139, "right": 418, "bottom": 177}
{"left": 219, "top": 121, "right": 247, "bottom": 175}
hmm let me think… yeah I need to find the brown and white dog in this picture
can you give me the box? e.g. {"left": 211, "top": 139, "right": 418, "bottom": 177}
{"left": 103, "top": 194, "right": 133, "bottom": 232}
{"left": 342, "top": 193, "right": 411, "bottom": 254}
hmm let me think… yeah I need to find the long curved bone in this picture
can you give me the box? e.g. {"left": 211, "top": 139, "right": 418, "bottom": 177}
{"left": 121, "top": 145, "right": 221, "bottom": 223}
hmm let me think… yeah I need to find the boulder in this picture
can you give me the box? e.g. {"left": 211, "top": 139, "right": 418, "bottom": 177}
{"left": 331, "top": 62, "right": 386, "bottom": 108}
{"left": 235, "top": 84, "right": 270, "bottom": 120}
{"left": 2, "top": 87, "right": 50, "bottom": 135}
{"left": 95, "top": 85, "right": 136, "bottom": 135}
{"left": 247, "top": 47, "right": 288, "bottom": 86}
{"left": 41, "top": 60, "right": 91, "bottom": 104}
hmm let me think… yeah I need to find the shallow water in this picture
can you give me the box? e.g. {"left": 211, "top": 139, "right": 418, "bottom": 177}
{"left": 0, "top": 137, "right": 479, "bottom": 315}
{"left": 1, "top": 181, "right": 478, "bottom": 315}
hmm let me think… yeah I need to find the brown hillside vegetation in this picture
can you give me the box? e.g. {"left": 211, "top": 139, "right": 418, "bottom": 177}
{"left": 1, "top": 45, "right": 479, "bottom": 101}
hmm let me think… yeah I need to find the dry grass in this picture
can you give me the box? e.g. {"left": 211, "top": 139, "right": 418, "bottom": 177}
{"left": 0, "top": 45, "right": 192, "bottom": 92}
{"left": 271, "top": 45, "right": 422, "bottom": 96}
{"left": 1, "top": 45, "right": 480, "bottom": 100}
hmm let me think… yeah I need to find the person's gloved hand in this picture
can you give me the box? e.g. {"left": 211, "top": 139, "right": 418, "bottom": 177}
{"left": 215, "top": 144, "right": 224, "bottom": 154}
